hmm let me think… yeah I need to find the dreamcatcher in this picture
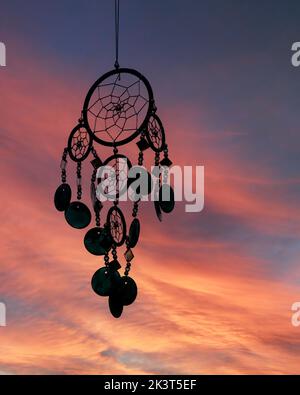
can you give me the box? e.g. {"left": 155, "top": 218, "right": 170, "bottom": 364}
{"left": 54, "top": 0, "right": 175, "bottom": 318}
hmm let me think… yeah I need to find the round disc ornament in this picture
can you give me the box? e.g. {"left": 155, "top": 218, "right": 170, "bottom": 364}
{"left": 91, "top": 267, "right": 121, "bottom": 297}
{"left": 107, "top": 206, "right": 127, "bottom": 246}
{"left": 159, "top": 185, "right": 175, "bottom": 214}
{"left": 145, "top": 114, "right": 166, "bottom": 153}
{"left": 64, "top": 201, "right": 91, "bottom": 229}
{"left": 67, "top": 123, "right": 92, "bottom": 162}
{"left": 84, "top": 227, "right": 112, "bottom": 256}
{"left": 54, "top": 183, "right": 71, "bottom": 212}
{"left": 114, "top": 276, "right": 138, "bottom": 306}
{"left": 83, "top": 68, "right": 154, "bottom": 147}
{"left": 128, "top": 218, "right": 140, "bottom": 248}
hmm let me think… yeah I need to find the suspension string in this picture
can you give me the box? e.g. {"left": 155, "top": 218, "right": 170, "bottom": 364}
{"left": 114, "top": 0, "right": 120, "bottom": 69}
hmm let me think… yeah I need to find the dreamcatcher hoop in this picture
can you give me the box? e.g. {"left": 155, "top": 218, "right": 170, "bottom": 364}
{"left": 107, "top": 206, "right": 127, "bottom": 247}
{"left": 67, "top": 123, "right": 93, "bottom": 162}
{"left": 145, "top": 113, "right": 166, "bottom": 153}
{"left": 82, "top": 68, "right": 155, "bottom": 147}
{"left": 99, "top": 154, "right": 132, "bottom": 200}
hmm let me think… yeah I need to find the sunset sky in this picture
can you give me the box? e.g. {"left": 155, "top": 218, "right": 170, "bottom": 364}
{"left": 1, "top": 0, "right": 300, "bottom": 374}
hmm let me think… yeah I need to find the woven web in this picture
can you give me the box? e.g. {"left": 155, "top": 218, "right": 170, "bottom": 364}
{"left": 102, "top": 157, "right": 129, "bottom": 199}
{"left": 70, "top": 126, "right": 91, "bottom": 160}
{"left": 87, "top": 73, "right": 150, "bottom": 144}
{"left": 109, "top": 208, "right": 124, "bottom": 244}
{"left": 148, "top": 116, "right": 164, "bottom": 151}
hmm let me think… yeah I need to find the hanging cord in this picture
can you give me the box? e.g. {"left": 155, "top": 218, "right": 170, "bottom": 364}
{"left": 114, "top": 0, "right": 120, "bottom": 69}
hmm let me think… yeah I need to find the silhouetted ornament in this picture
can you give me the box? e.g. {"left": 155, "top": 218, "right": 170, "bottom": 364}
{"left": 54, "top": 183, "right": 71, "bottom": 212}
{"left": 114, "top": 276, "right": 138, "bottom": 306}
{"left": 109, "top": 259, "right": 122, "bottom": 271}
{"left": 107, "top": 206, "right": 127, "bottom": 246}
{"left": 108, "top": 294, "right": 123, "bottom": 318}
{"left": 136, "top": 138, "right": 150, "bottom": 151}
{"left": 99, "top": 154, "right": 132, "bottom": 200}
{"left": 54, "top": 7, "right": 176, "bottom": 318}
{"left": 91, "top": 157, "right": 103, "bottom": 170}
{"left": 67, "top": 123, "right": 92, "bottom": 162}
{"left": 84, "top": 227, "right": 112, "bottom": 255}
{"left": 145, "top": 114, "right": 166, "bottom": 152}
{"left": 154, "top": 200, "right": 162, "bottom": 222}
{"left": 160, "top": 157, "right": 173, "bottom": 167}
{"left": 159, "top": 185, "right": 175, "bottom": 214}
{"left": 128, "top": 218, "right": 140, "bottom": 248}
{"left": 124, "top": 248, "right": 134, "bottom": 262}
{"left": 91, "top": 267, "right": 121, "bottom": 297}
{"left": 83, "top": 68, "right": 154, "bottom": 147}
{"left": 94, "top": 200, "right": 103, "bottom": 213}
{"left": 64, "top": 201, "right": 91, "bottom": 229}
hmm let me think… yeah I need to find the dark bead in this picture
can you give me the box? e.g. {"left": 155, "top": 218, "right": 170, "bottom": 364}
{"left": 160, "top": 157, "right": 173, "bottom": 167}
{"left": 94, "top": 200, "right": 103, "bottom": 212}
{"left": 136, "top": 138, "right": 150, "bottom": 151}
{"left": 109, "top": 259, "right": 122, "bottom": 271}
{"left": 90, "top": 157, "right": 103, "bottom": 170}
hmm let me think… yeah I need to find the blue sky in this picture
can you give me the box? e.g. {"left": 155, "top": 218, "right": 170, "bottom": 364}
{"left": 1, "top": 0, "right": 300, "bottom": 374}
